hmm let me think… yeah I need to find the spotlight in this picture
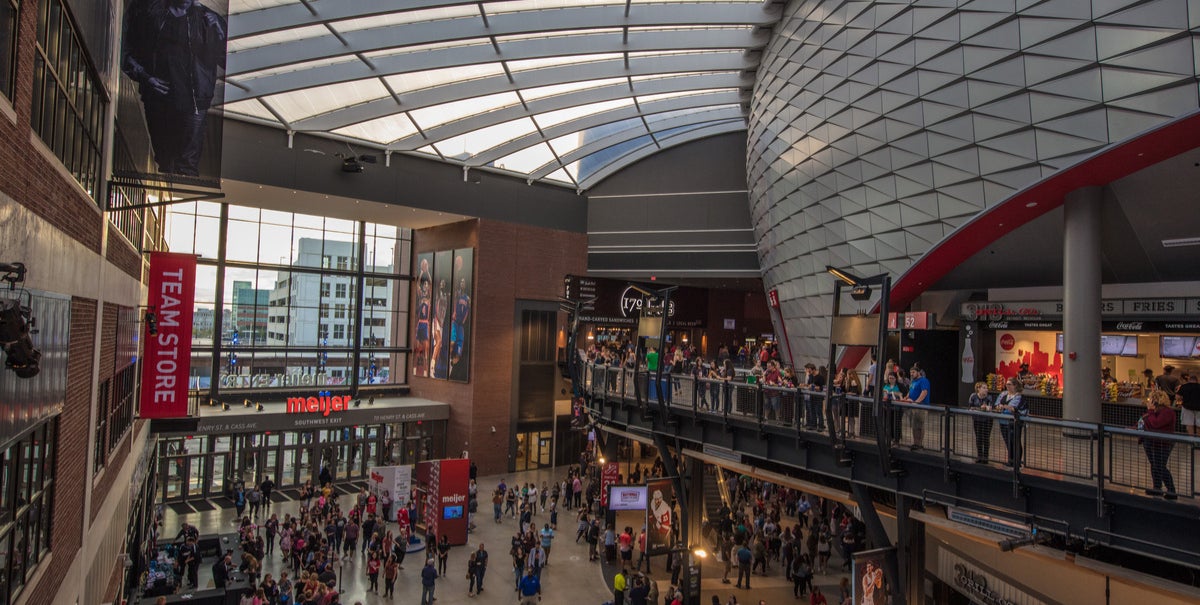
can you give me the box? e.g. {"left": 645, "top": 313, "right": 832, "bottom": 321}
{"left": 208, "top": 398, "right": 216, "bottom": 407}
{"left": 244, "top": 398, "right": 252, "bottom": 407}
{"left": 354, "top": 399, "right": 361, "bottom": 408}
{"left": 999, "top": 529, "right": 1044, "bottom": 552}
{"left": 368, "top": 397, "right": 375, "bottom": 405}
{"left": 341, "top": 157, "right": 364, "bottom": 173}
{"left": 850, "top": 285, "right": 872, "bottom": 301}
{"left": 0, "top": 297, "right": 40, "bottom": 379}
{"left": 222, "top": 402, "right": 230, "bottom": 411}
{"left": 256, "top": 403, "right": 264, "bottom": 412}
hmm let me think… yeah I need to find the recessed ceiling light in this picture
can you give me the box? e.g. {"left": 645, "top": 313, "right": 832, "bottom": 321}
{"left": 1162, "top": 237, "right": 1200, "bottom": 248}
{"left": 1025, "top": 202, "right": 1037, "bottom": 208}
{"left": 998, "top": 223, "right": 1004, "bottom": 227}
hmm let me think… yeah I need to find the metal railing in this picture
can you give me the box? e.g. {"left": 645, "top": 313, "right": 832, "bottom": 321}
{"left": 582, "top": 362, "right": 1200, "bottom": 500}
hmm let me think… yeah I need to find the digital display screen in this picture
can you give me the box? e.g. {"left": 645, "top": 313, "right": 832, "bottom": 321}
{"left": 608, "top": 486, "right": 648, "bottom": 511}
{"left": 1100, "top": 335, "right": 1138, "bottom": 357}
{"left": 442, "top": 506, "right": 463, "bottom": 520}
{"left": 1060, "top": 333, "right": 1138, "bottom": 356}
{"left": 1161, "top": 336, "right": 1200, "bottom": 359}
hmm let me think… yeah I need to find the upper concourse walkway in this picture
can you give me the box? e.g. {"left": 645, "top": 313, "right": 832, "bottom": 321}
{"left": 580, "top": 362, "right": 1200, "bottom": 569}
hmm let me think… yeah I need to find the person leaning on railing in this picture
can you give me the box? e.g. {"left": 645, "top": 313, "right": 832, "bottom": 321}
{"left": 968, "top": 382, "right": 995, "bottom": 463}
{"left": 994, "top": 378, "right": 1027, "bottom": 465}
{"left": 1139, "top": 390, "right": 1178, "bottom": 500}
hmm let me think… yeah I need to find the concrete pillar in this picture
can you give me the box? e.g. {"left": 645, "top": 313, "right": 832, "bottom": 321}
{"left": 1062, "top": 186, "right": 1103, "bottom": 423}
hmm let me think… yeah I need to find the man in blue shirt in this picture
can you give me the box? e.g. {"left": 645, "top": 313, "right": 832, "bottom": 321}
{"left": 904, "top": 366, "right": 931, "bottom": 450}
{"left": 518, "top": 567, "right": 542, "bottom": 605}
{"left": 420, "top": 558, "right": 439, "bottom": 605}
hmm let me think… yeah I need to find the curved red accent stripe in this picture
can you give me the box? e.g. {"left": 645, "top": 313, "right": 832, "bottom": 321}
{"left": 892, "top": 110, "right": 1200, "bottom": 310}
{"left": 833, "top": 110, "right": 1200, "bottom": 371}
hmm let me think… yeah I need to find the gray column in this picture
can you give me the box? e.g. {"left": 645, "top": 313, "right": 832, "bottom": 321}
{"left": 1062, "top": 186, "right": 1103, "bottom": 423}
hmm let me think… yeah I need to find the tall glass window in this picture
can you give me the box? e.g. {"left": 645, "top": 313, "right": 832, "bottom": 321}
{"left": 0, "top": 0, "right": 18, "bottom": 102}
{"left": 164, "top": 202, "right": 412, "bottom": 391}
{"left": 31, "top": 0, "right": 106, "bottom": 201}
{"left": 0, "top": 421, "right": 57, "bottom": 605}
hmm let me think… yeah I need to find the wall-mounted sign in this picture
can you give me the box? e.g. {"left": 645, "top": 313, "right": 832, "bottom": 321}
{"left": 286, "top": 394, "right": 351, "bottom": 416}
{"left": 723, "top": 318, "right": 735, "bottom": 329}
{"left": 936, "top": 546, "right": 1050, "bottom": 605}
{"left": 963, "top": 298, "right": 1200, "bottom": 321}
{"left": 140, "top": 252, "right": 197, "bottom": 419}
{"left": 767, "top": 289, "right": 780, "bottom": 309}
{"left": 564, "top": 275, "right": 707, "bottom": 327}
{"left": 887, "top": 312, "right": 934, "bottom": 330}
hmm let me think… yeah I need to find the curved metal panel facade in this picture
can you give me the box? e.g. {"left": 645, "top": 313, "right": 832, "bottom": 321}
{"left": 748, "top": 0, "right": 1200, "bottom": 365}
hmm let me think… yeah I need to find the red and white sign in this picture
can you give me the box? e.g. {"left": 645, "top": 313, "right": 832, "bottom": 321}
{"left": 999, "top": 333, "right": 1016, "bottom": 351}
{"left": 140, "top": 252, "right": 196, "bottom": 419}
{"left": 286, "top": 394, "right": 349, "bottom": 416}
{"left": 415, "top": 458, "right": 471, "bottom": 545}
{"left": 600, "top": 461, "right": 620, "bottom": 507}
{"left": 767, "top": 289, "right": 780, "bottom": 309}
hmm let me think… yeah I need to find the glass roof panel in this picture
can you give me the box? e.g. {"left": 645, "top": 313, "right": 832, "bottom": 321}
{"left": 637, "top": 88, "right": 737, "bottom": 104}
{"left": 364, "top": 38, "right": 487, "bottom": 59}
{"left": 407, "top": 92, "right": 523, "bottom": 129}
{"left": 521, "top": 77, "right": 627, "bottom": 101}
{"left": 507, "top": 53, "right": 624, "bottom": 72}
{"left": 333, "top": 114, "right": 420, "bottom": 145}
{"left": 383, "top": 63, "right": 507, "bottom": 95}
{"left": 232, "top": 55, "right": 360, "bottom": 82}
{"left": 221, "top": 0, "right": 773, "bottom": 189}
{"left": 535, "top": 98, "right": 633, "bottom": 128}
{"left": 223, "top": 99, "right": 280, "bottom": 122}
{"left": 644, "top": 104, "right": 741, "bottom": 124}
{"left": 228, "top": 24, "right": 328, "bottom": 52}
{"left": 337, "top": 7, "right": 481, "bottom": 32}
{"left": 577, "top": 135, "right": 653, "bottom": 181}
{"left": 230, "top": 0, "right": 300, "bottom": 15}
{"left": 495, "top": 28, "right": 623, "bottom": 43}
{"left": 493, "top": 142, "right": 558, "bottom": 173}
{"left": 265, "top": 79, "right": 391, "bottom": 123}
{"left": 549, "top": 118, "right": 645, "bottom": 156}
{"left": 433, "top": 117, "right": 540, "bottom": 159}
{"left": 544, "top": 167, "right": 576, "bottom": 184}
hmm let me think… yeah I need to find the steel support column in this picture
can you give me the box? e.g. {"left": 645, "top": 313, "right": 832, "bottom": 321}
{"left": 1062, "top": 186, "right": 1103, "bottom": 423}
{"left": 851, "top": 481, "right": 904, "bottom": 605}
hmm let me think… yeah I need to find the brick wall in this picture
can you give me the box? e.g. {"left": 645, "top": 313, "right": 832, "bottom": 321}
{"left": 90, "top": 431, "right": 132, "bottom": 522}
{"left": 410, "top": 219, "right": 586, "bottom": 476}
{"left": 25, "top": 296, "right": 97, "bottom": 605}
{"left": 0, "top": 0, "right": 103, "bottom": 254}
{"left": 106, "top": 224, "right": 143, "bottom": 281}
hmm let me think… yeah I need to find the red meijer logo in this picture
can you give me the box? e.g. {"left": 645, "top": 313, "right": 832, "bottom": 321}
{"left": 999, "top": 334, "right": 1015, "bottom": 351}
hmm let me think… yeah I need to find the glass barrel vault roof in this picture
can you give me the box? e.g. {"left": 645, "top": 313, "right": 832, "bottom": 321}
{"left": 224, "top": 0, "right": 782, "bottom": 189}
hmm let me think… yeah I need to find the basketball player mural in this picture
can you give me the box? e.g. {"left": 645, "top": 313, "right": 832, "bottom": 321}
{"left": 449, "top": 274, "right": 471, "bottom": 374}
{"left": 413, "top": 257, "right": 432, "bottom": 376}
{"left": 430, "top": 279, "right": 450, "bottom": 378}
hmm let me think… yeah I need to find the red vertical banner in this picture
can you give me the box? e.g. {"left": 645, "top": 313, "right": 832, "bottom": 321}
{"left": 437, "top": 458, "right": 470, "bottom": 545}
{"left": 419, "top": 460, "right": 441, "bottom": 543}
{"left": 600, "top": 462, "right": 619, "bottom": 507}
{"left": 139, "top": 252, "right": 196, "bottom": 418}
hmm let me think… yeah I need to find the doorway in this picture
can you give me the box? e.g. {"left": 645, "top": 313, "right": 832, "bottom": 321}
{"left": 514, "top": 431, "right": 552, "bottom": 471}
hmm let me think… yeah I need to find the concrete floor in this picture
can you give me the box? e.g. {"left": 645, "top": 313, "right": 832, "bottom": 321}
{"left": 163, "top": 466, "right": 855, "bottom": 605}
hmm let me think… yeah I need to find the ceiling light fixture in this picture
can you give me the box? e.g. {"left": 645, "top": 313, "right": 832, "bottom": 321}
{"left": 1162, "top": 237, "right": 1200, "bottom": 248}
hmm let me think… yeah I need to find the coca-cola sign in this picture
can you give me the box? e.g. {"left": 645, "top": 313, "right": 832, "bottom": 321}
{"left": 999, "top": 334, "right": 1015, "bottom": 351}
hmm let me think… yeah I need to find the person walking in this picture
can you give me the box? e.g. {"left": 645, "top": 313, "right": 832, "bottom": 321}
{"left": 383, "top": 554, "right": 399, "bottom": 598}
{"left": 539, "top": 523, "right": 555, "bottom": 565}
{"left": 260, "top": 476, "right": 275, "bottom": 511}
{"left": 735, "top": 541, "right": 753, "bottom": 589}
{"left": 473, "top": 543, "right": 488, "bottom": 594}
{"left": 366, "top": 552, "right": 381, "bottom": 593}
{"left": 420, "top": 558, "right": 439, "bottom": 605}
{"left": 612, "top": 568, "right": 628, "bottom": 605}
{"left": 1141, "top": 390, "right": 1179, "bottom": 499}
{"left": 518, "top": 567, "right": 542, "bottom": 605}
{"left": 467, "top": 550, "right": 480, "bottom": 596}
